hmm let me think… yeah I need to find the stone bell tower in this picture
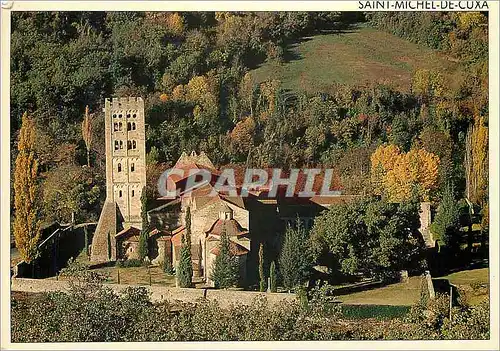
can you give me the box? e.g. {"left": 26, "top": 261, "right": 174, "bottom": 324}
{"left": 91, "top": 97, "right": 147, "bottom": 262}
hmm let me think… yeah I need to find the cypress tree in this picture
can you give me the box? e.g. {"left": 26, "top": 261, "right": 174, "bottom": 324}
{"left": 107, "top": 231, "right": 112, "bottom": 260}
{"left": 81, "top": 105, "right": 93, "bottom": 168}
{"left": 84, "top": 226, "right": 89, "bottom": 258}
{"left": 259, "top": 243, "right": 266, "bottom": 292}
{"left": 176, "top": 207, "right": 193, "bottom": 287}
{"left": 185, "top": 206, "right": 191, "bottom": 247}
{"left": 210, "top": 230, "right": 239, "bottom": 289}
{"left": 162, "top": 240, "right": 173, "bottom": 275}
{"left": 177, "top": 234, "right": 193, "bottom": 287}
{"left": 13, "top": 112, "right": 41, "bottom": 263}
{"left": 270, "top": 261, "right": 277, "bottom": 293}
{"left": 138, "top": 186, "right": 149, "bottom": 262}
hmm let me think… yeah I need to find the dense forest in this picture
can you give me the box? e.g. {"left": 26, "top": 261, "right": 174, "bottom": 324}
{"left": 11, "top": 11, "right": 488, "bottom": 253}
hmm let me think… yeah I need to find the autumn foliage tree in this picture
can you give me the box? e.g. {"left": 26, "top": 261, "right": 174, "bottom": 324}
{"left": 465, "top": 116, "right": 488, "bottom": 207}
{"left": 229, "top": 116, "right": 255, "bottom": 160}
{"left": 371, "top": 144, "right": 440, "bottom": 202}
{"left": 81, "top": 105, "right": 93, "bottom": 168}
{"left": 14, "top": 112, "right": 42, "bottom": 263}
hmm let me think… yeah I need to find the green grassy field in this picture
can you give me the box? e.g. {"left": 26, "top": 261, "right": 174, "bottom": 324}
{"left": 337, "top": 276, "right": 422, "bottom": 306}
{"left": 439, "top": 268, "right": 489, "bottom": 286}
{"left": 251, "top": 26, "right": 458, "bottom": 93}
{"left": 437, "top": 268, "right": 489, "bottom": 305}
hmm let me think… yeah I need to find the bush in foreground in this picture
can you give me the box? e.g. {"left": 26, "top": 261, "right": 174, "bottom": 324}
{"left": 11, "top": 266, "right": 489, "bottom": 342}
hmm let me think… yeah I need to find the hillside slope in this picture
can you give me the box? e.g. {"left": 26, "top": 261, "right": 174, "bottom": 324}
{"left": 251, "top": 26, "right": 459, "bottom": 93}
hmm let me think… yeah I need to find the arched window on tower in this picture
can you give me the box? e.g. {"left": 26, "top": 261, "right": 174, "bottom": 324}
{"left": 117, "top": 163, "right": 122, "bottom": 172}
{"left": 132, "top": 113, "right": 137, "bottom": 118}
{"left": 119, "top": 141, "right": 123, "bottom": 149}
{"left": 133, "top": 140, "right": 137, "bottom": 149}
{"left": 131, "top": 189, "right": 135, "bottom": 197}
{"left": 118, "top": 122, "right": 123, "bottom": 131}
{"left": 119, "top": 190, "right": 122, "bottom": 197}
{"left": 132, "top": 122, "right": 136, "bottom": 130}
{"left": 113, "top": 123, "right": 118, "bottom": 132}
{"left": 127, "top": 122, "right": 131, "bottom": 131}
{"left": 131, "top": 163, "right": 135, "bottom": 172}
{"left": 114, "top": 140, "right": 119, "bottom": 150}
{"left": 127, "top": 140, "right": 132, "bottom": 150}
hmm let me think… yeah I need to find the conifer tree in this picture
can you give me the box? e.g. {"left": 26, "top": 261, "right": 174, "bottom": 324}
{"left": 177, "top": 234, "right": 193, "bottom": 287}
{"left": 138, "top": 187, "right": 149, "bottom": 262}
{"left": 279, "top": 219, "right": 311, "bottom": 291}
{"left": 177, "top": 207, "right": 193, "bottom": 287}
{"left": 162, "top": 240, "right": 173, "bottom": 274}
{"left": 269, "top": 261, "right": 277, "bottom": 293}
{"left": 83, "top": 226, "right": 89, "bottom": 258}
{"left": 259, "top": 243, "right": 266, "bottom": 292}
{"left": 185, "top": 206, "right": 191, "bottom": 247}
{"left": 107, "top": 231, "right": 112, "bottom": 260}
{"left": 14, "top": 112, "right": 41, "bottom": 263}
{"left": 81, "top": 105, "right": 93, "bottom": 168}
{"left": 210, "top": 230, "right": 239, "bottom": 289}
{"left": 431, "top": 183, "right": 460, "bottom": 249}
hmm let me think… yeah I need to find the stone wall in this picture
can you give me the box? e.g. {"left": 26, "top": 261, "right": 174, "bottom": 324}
{"left": 10, "top": 278, "right": 296, "bottom": 307}
{"left": 90, "top": 201, "right": 117, "bottom": 262}
{"left": 107, "top": 97, "right": 147, "bottom": 228}
{"left": 419, "top": 202, "right": 434, "bottom": 247}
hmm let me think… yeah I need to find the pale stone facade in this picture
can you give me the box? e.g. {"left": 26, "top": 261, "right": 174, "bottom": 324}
{"left": 89, "top": 97, "right": 432, "bottom": 286}
{"left": 91, "top": 97, "right": 147, "bottom": 262}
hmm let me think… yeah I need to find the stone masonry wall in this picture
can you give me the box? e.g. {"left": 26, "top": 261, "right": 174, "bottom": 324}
{"left": 11, "top": 278, "right": 296, "bottom": 308}
{"left": 419, "top": 202, "right": 434, "bottom": 247}
{"left": 90, "top": 201, "right": 117, "bottom": 262}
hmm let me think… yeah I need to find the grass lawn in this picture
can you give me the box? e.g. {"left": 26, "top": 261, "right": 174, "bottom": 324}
{"left": 337, "top": 276, "right": 422, "bottom": 306}
{"left": 437, "top": 268, "right": 489, "bottom": 305}
{"left": 251, "top": 26, "right": 458, "bottom": 93}
{"left": 438, "top": 268, "right": 489, "bottom": 286}
{"left": 90, "top": 265, "right": 176, "bottom": 286}
{"left": 60, "top": 251, "right": 177, "bottom": 286}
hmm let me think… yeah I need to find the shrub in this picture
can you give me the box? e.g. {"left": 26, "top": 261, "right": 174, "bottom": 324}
{"left": 341, "top": 305, "right": 411, "bottom": 320}
{"left": 11, "top": 283, "right": 490, "bottom": 342}
{"left": 306, "top": 281, "right": 341, "bottom": 317}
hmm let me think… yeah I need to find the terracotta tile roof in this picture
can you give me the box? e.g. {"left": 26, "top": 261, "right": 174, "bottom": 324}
{"left": 210, "top": 241, "right": 249, "bottom": 256}
{"left": 205, "top": 218, "right": 249, "bottom": 238}
{"left": 171, "top": 226, "right": 186, "bottom": 246}
{"left": 115, "top": 226, "right": 141, "bottom": 239}
{"left": 149, "top": 227, "right": 172, "bottom": 240}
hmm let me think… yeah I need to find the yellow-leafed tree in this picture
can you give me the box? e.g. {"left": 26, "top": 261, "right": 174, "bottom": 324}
{"left": 14, "top": 112, "right": 42, "bottom": 263}
{"left": 466, "top": 115, "right": 488, "bottom": 206}
{"left": 81, "top": 105, "right": 93, "bottom": 168}
{"left": 371, "top": 144, "right": 440, "bottom": 202}
{"left": 370, "top": 144, "right": 401, "bottom": 196}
